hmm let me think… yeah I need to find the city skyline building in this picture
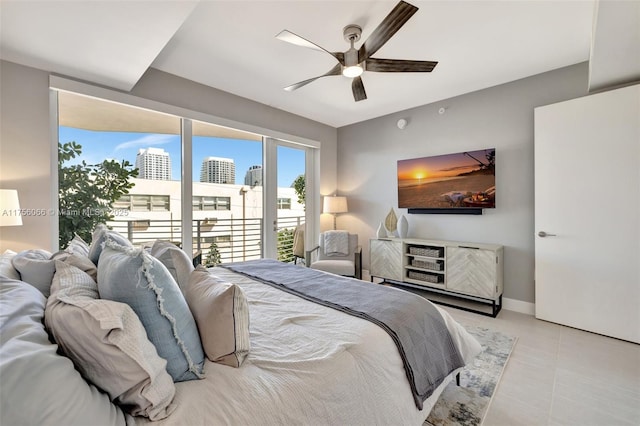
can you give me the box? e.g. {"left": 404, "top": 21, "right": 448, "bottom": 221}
{"left": 135, "top": 147, "right": 171, "bottom": 180}
{"left": 244, "top": 164, "right": 262, "bottom": 187}
{"left": 200, "top": 156, "right": 235, "bottom": 184}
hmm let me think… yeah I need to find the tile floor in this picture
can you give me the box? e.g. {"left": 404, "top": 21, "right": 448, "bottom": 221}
{"left": 439, "top": 305, "right": 640, "bottom": 426}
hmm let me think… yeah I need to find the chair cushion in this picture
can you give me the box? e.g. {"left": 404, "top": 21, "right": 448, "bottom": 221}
{"left": 310, "top": 259, "right": 355, "bottom": 277}
{"left": 97, "top": 239, "right": 205, "bottom": 382}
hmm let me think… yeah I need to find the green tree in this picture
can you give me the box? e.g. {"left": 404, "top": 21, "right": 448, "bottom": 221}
{"left": 58, "top": 141, "right": 138, "bottom": 248}
{"left": 204, "top": 240, "right": 221, "bottom": 266}
{"left": 292, "top": 174, "right": 305, "bottom": 206}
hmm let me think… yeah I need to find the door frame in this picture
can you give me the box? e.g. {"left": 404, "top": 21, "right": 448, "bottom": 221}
{"left": 262, "top": 137, "right": 319, "bottom": 259}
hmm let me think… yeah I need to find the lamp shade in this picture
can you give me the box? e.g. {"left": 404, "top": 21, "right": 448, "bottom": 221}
{"left": 0, "top": 189, "right": 22, "bottom": 226}
{"left": 323, "top": 196, "right": 348, "bottom": 214}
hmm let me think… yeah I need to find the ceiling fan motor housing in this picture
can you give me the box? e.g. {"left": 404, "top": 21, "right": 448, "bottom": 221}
{"left": 343, "top": 25, "right": 363, "bottom": 67}
{"left": 343, "top": 24, "right": 362, "bottom": 43}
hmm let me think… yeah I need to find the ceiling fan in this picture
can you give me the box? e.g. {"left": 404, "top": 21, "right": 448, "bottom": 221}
{"left": 276, "top": 0, "right": 437, "bottom": 102}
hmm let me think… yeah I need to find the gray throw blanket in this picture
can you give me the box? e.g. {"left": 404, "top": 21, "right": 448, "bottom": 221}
{"left": 222, "top": 259, "right": 465, "bottom": 410}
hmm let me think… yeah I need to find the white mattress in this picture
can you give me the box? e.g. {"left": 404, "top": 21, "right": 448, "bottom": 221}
{"left": 137, "top": 268, "right": 481, "bottom": 426}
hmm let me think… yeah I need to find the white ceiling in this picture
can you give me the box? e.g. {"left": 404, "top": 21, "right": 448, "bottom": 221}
{"left": 1, "top": 1, "right": 598, "bottom": 128}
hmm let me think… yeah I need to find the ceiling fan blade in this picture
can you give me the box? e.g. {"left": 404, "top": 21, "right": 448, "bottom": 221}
{"left": 352, "top": 76, "right": 367, "bottom": 102}
{"left": 276, "top": 30, "right": 345, "bottom": 64}
{"left": 284, "top": 63, "right": 342, "bottom": 92}
{"left": 358, "top": 1, "right": 418, "bottom": 62}
{"left": 366, "top": 58, "right": 438, "bottom": 72}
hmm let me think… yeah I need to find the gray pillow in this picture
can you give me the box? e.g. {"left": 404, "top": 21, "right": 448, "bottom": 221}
{"left": 150, "top": 240, "right": 194, "bottom": 293}
{"left": 11, "top": 249, "right": 54, "bottom": 297}
{"left": 88, "top": 224, "right": 132, "bottom": 265}
{"left": 0, "top": 277, "right": 129, "bottom": 426}
{"left": 97, "top": 240, "right": 205, "bottom": 382}
{"left": 66, "top": 234, "right": 90, "bottom": 257}
{"left": 46, "top": 261, "right": 176, "bottom": 420}
{"left": 0, "top": 250, "right": 20, "bottom": 280}
{"left": 186, "top": 266, "right": 250, "bottom": 368}
{"left": 51, "top": 251, "right": 98, "bottom": 283}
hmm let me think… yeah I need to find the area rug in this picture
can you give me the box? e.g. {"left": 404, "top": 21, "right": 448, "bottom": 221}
{"left": 424, "top": 326, "right": 517, "bottom": 426}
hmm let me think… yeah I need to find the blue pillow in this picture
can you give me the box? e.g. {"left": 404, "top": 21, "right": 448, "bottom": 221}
{"left": 88, "top": 224, "right": 132, "bottom": 265}
{"left": 97, "top": 239, "right": 205, "bottom": 382}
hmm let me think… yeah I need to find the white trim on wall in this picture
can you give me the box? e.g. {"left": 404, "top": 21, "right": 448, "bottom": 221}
{"left": 49, "top": 88, "right": 60, "bottom": 251}
{"left": 503, "top": 297, "right": 535, "bottom": 316}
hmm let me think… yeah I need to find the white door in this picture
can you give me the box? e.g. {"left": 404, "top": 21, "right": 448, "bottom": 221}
{"left": 534, "top": 84, "right": 640, "bottom": 343}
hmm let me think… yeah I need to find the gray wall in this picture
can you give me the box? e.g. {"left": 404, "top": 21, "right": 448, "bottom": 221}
{"left": 0, "top": 61, "right": 55, "bottom": 252}
{"left": 336, "top": 63, "right": 590, "bottom": 304}
{"left": 0, "top": 60, "right": 337, "bottom": 252}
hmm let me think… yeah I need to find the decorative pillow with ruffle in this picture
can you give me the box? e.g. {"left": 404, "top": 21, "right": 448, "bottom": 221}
{"left": 97, "top": 238, "right": 205, "bottom": 382}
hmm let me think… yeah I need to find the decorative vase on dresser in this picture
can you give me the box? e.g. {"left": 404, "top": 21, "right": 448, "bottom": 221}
{"left": 397, "top": 215, "right": 408, "bottom": 238}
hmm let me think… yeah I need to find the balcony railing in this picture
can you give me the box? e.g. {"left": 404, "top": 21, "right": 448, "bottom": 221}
{"left": 107, "top": 216, "right": 305, "bottom": 265}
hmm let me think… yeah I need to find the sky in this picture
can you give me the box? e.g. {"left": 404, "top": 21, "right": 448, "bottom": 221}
{"left": 58, "top": 126, "right": 305, "bottom": 187}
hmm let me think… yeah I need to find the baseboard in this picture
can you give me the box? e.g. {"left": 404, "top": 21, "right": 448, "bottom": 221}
{"left": 502, "top": 297, "right": 535, "bottom": 315}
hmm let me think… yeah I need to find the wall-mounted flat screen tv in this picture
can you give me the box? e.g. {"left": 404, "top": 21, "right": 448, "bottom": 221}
{"left": 397, "top": 148, "right": 495, "bottom": 212}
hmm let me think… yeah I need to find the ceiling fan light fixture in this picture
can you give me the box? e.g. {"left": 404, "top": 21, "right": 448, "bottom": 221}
{"left": 342, "top": 65, "right": 363, "bottom": 78}
{"left": 277, "top": 1, "right": 435, "bottom": 102}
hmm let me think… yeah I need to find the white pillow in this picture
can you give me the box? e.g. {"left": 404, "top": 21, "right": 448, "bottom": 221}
{"left": 0, "top": 277, "right": 129, "bottom": 426}
{"left": 66, "top": 234, "right": 91, "bottom": 257}
{"left": 186, "top": 265, "right": 250, "bottom": 367}
{"left": 150, "top": 240, "right": 194, "bottom": 293}
{"left": 0, "top": 250, "right": 20, "bottom": 280}
{"left": 51, "top": 251, "right": 98, "bottom": 283}
{"left": 11, "top": 249, "right": 54, "bottom": 297}
{"left": 46, "top": 261, "right": 176, "bottom": 420}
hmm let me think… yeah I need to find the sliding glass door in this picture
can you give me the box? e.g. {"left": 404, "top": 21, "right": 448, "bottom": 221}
{"left": 192, "top": 120, "right": 263, "bottom": 265}
{"left": 55, "top": 90, "right": 317, "bottom": 264}
{"left": 274, "top": 143, "right": 306, "bottom": 263}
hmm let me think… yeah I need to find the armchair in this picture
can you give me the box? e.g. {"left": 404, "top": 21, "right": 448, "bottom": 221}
{"left": 306, "top": 231, "right": 362, "bottom": 279}
{"left": 292, "top": 224, "right": 305, "bottom": 265}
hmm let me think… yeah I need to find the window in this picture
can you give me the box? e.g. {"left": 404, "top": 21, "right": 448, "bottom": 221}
{"left": 57, "top": 91, "right": 181, "bottom": 248}
{"left": 115, "top": 195, "right": 170, "bottom": 212}
{"left": 277, "top": 198, "right": 291, "bottom": 209}
{"left": 192, "top": 196, "right": 231, "bottom": 211}
{"left": 55, "top": 87, "right": 317, "bottom": 259}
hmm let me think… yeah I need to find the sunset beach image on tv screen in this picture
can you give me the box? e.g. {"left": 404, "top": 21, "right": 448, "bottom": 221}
{"left": 397, "top": 148, "right": 496, "bottom": 209}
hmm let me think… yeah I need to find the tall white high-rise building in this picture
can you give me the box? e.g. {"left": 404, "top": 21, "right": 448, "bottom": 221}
{"left": 135, "top": 148, "right": 171, "bottom": 180}
{"left": 244, "top": 165, "right": 262, "bottom": 187}
{"left": 200, "top": 157, "right": 235, "bottom": 184}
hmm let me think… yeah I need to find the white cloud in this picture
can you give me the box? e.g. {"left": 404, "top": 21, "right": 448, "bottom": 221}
{"left": 114, "top": 134, "right": 175, "bottom": 151}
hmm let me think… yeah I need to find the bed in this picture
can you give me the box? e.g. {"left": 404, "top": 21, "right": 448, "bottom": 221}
{"left": 0, "top": 233, "right": 481, "bottom": 426}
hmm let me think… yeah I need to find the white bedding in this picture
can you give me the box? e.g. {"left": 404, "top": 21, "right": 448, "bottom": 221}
{"left": 137, "top": 268, "right": 481, "bottom": 426}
